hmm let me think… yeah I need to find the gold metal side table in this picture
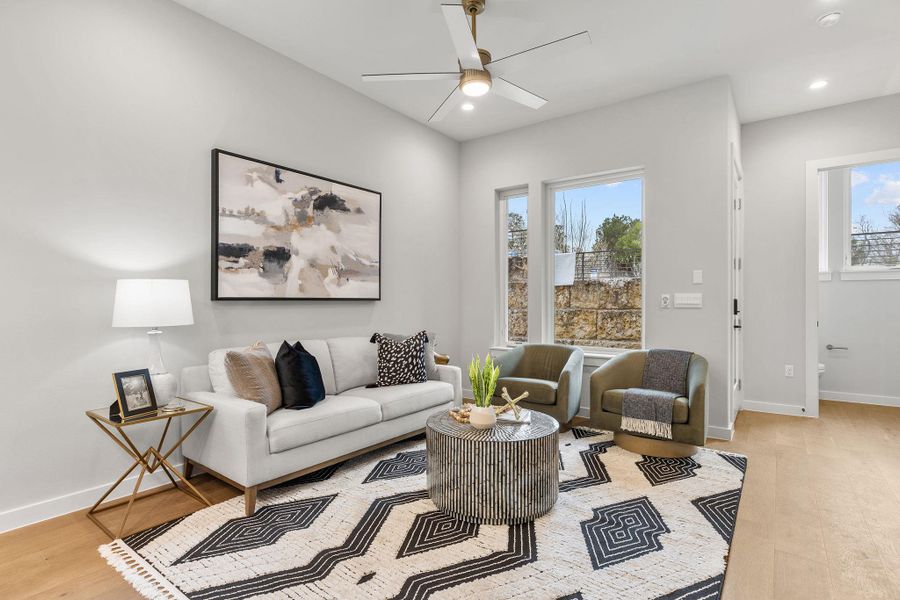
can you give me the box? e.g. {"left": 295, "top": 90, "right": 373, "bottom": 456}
{"left": 85, "top": 399, "right": 213, "bottom": 539}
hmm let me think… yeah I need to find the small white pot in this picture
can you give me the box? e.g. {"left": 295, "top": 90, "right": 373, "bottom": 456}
{"left": 469, "top": 405, "right": 497, "bottom": 429}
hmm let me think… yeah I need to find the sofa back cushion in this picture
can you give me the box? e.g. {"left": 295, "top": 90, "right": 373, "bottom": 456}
{"left": 327, "top": 337, "right": 378, "bottom": 393}
{"left": 209, "top": 339, "right": 337, "bottom": 396}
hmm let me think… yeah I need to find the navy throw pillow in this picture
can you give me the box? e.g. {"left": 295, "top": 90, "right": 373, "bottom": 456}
{"left": 275, "top": 341, "right": 326, "bottom": 409}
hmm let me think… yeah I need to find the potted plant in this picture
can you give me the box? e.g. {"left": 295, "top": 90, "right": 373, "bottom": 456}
{"left": 468, "top": 354, "right": 499, "bottom": 429}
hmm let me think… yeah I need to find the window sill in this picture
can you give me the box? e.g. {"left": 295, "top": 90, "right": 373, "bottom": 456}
{"left": 490, "top": 346, "right": 624, "bottom": 368}
{"left": 838, "top": 269, "right": 900, "bottom": 281}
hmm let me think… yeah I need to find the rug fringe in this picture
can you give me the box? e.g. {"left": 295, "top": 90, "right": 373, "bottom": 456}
{"left": 99, "top": 540, "right": 187, "bottom": 600}
{"left": 621, "top": 416, "right": 672, "bottom": 440}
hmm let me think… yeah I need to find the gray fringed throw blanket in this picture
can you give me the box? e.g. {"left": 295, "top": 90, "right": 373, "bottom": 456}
{"left": 622, "top": 349, "right": 692, "bottom": 440}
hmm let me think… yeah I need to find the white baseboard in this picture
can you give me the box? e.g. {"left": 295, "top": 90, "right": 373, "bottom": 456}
{"left": 706, "top": 425, "right": 734, "bottom": 441}
{"left": 0, "top": 461, "right": 183, "bottom": 534}
{"left": 820, "top": 390, "right": 900, "bottom": 408}
{"left": 741, "top": 399, "right": 808, "bottom": 417}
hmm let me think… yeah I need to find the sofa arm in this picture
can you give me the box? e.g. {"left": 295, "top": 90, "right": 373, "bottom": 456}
{"left": 436, "top": 364, "right": 463, "bottom": 406}
{"left": 556, "top": 348, "right": 585, "bottom": 423}
{"left": 180, "top": 391, "right": 268, "bottom": 487}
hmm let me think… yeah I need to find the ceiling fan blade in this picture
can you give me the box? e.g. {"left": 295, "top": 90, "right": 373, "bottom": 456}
{"left": 487, "top": 31, "right": 591, "bottom": 77}
{"left": 492, "top": 77, "right": 547, "bottom": 109}
{"left": 362, "top": 72, "right": 460, "bottom": 82}
{"left": 441, "top": 4, "right": 483, "bottom": 71}
{"left": 428, "top": 86, "right": 464, "bottom": 123}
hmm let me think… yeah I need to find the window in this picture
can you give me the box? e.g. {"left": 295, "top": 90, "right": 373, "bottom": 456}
{"left": 498, "top": 189, "right": 528, "bottom": 344}
{"left": 846, "top": 161, "right": 900, "bottom": 268}
{"left": 549, "top": 174, "right": 644, "bottom": 350}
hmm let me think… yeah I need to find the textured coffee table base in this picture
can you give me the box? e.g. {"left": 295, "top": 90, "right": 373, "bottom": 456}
{"left": 426, "top": 411, "right": 559, "bottom": 525}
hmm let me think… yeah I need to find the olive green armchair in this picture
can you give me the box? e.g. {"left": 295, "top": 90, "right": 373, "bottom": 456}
{"left": 491, "top": 344, "right": 584, "bottom": 425}
{"left": 589, "top": 350, "right": 707, "bottom": 455}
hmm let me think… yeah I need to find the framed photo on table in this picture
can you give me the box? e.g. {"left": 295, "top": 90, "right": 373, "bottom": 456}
{"left": 113, "top": 369, "right": 158, "bottom": 420}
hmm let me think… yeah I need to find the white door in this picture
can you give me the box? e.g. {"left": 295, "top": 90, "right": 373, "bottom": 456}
{"left": 730, "top": 148, "right": 744, "bottom": 421}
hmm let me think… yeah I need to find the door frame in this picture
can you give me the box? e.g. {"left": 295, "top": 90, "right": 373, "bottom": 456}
{"left": 728, "top": 144, "right": 744, "bottom": 426}
{"left": 804, "top": 146, "right": 900, "bottom": 417}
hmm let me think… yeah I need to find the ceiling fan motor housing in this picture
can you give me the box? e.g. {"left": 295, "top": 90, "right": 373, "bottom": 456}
{"left": 464, "top": 0, "right": 485, "bottom": 15}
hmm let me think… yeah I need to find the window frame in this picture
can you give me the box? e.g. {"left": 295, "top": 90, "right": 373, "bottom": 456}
{"left": 544, "top": 169, "right": 646, "bottom": 354}
{"left": 841, "top": 160, "right": 900, "bottom": 275}
{"left": 496, "top": 186, "right": 529, "bottom": 347}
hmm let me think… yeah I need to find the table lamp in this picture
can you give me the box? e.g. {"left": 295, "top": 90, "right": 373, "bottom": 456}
{"left": 112, "top": 279, "right": 194, "bottom": 405}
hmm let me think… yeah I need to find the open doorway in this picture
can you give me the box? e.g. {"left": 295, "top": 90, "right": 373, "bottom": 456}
{"left": 805, "top": 149, "right": 900, "bottom": 415}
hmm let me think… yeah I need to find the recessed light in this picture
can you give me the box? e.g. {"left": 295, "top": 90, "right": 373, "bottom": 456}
{"left": 461, "top": 102, "right": 474, "bottom": 111}
{"left": 816, "top": 11, "right": 842, "bottom": 28}
{"left": 809, "top": 80, "right": 829, "bottom": 90}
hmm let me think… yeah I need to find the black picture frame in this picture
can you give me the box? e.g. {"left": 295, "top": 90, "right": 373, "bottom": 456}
{"left": 211, "top": 148, "right": 383, "bottom": 301}
{"left": 113, "top": 369, "right": 158, "bottom": 421}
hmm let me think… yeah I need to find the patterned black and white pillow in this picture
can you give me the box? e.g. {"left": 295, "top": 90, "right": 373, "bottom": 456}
{"left": 370, "top": 330, "right": 429, "bottom": 387}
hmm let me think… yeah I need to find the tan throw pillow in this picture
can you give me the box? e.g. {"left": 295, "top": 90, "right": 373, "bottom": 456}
{"left": 225, "top": 342, "right": 282, "bottom": 414}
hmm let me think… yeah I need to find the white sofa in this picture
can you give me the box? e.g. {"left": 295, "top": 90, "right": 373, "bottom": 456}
{"left": 179, "top": 336, "right": 462, "bottom": 515}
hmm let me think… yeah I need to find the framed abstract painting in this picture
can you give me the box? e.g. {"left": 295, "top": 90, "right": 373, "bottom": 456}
{"left": 211, "top": 149, "right": 381, "bottom": 300}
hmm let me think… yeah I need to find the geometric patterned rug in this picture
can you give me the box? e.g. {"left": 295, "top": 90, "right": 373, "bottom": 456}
{"left": 99, "top": 427, "right": 746, "bottom": 600}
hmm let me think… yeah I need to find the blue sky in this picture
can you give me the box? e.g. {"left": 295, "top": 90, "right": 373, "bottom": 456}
{"left": 507, "top": 178, "right": 643, "bottom": 232}
{"left": 851, "top": 161, "right": 900, "bottom": 232}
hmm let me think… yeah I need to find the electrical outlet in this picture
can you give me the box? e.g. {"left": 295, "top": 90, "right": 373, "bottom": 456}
{"left": 660, "top": 294, "right": 672, "bottom": 309}
{"left": 784, "top": 364, "right": 794, "bottom": 377}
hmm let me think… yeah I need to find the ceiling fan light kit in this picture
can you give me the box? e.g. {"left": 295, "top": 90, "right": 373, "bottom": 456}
{"left": 361, "top": 0, "right": 590, "bottom": 123}
{"left": 460, "top": 69, "right": 492, "bottom": 96}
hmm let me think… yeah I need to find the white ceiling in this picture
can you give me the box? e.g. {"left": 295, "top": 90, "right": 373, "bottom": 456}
{"left": 173, "top": 0, "right": 900, "bottom": 141}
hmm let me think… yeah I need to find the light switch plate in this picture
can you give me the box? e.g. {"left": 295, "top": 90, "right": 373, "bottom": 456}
{"left": 693, "top": 270, "right": 703, "bottom": 284}
{"left": 674, "top": 293, "right": 703, "bottom": 308}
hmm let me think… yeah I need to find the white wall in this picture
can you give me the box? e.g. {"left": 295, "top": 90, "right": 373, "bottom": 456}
{"left": 741, "top": 94, "right": 900, "bottom": 413}
{"left": 0, "top": 0, "right": 460, "bottom": 531}
{"left": 458, "top": 78, "right": 735, "bottom": 437}
{"left": 818, "top": 169, "right": 900, "bottom": 405}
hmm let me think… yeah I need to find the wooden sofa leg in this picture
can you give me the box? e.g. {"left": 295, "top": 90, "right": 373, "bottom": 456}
{"left": 183, "top": 459, "right": 194, "bottom": 480}
{"left": 244, "top": 486, "right": 258, "bottom": 516}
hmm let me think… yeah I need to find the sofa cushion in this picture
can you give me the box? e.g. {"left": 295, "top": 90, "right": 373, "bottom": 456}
{"left": 371, "top": 331, "right": 429, "bottom": 387}
{"left": 383, "top": 331, "right": 439, "bottom": 380}
{"left": 342, "top": 381, "right": 453, "bottom": 421}
{"left": 601, "top": 389, "right": 689, "bottom": 424}
{"left": 275, "top": 341, "right": 326, "bottom": 409}
{"left": 224, "top": 342, "right": 282, "bottom": 414}
{"left": 495, "top": 377, "right": 557, "bottom": 405}
{"left": 210, "top": 339, "right": 337, "bottom": 396}
{"left": 328, "top": 337, "right": 378, "bottom": 393}
{"left": 266, "top": 395, "right": 382, "bottom": 453}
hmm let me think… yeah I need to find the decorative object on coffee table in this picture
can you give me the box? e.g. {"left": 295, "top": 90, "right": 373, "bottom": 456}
{"left": 85, "top": 398, "right": 213, "bottom": 539}
{"left": 499, "top": 386, "right": 528, "bottom": 419}
{"left": 467, "top": 354, "right": 500, "bottom": 429}
{"left": 426, "top": 410, "right": 559, "bottom": 524}
{"left": 112, "top": 278, "right": 194, "bottom": 406}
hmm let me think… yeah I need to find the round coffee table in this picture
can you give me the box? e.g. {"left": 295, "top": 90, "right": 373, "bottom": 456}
{"left": 425, "top": 410, "right": 560, "bottom": 525}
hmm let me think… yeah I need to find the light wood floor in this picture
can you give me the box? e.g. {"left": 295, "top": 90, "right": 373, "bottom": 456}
{"left": 0, "top": 400, "right": 897, "bottom": 599}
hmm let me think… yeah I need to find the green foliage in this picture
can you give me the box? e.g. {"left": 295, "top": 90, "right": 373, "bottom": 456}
{"left": 468, "top": 354, "right": 500, "bottom": 408}
{"left": 592, "top": 215, "right": 643, "bottom": 271}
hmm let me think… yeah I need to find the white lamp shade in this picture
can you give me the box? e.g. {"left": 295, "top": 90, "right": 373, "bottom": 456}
{"left": 112, "top": 279, "right": 194, "bottom": 328}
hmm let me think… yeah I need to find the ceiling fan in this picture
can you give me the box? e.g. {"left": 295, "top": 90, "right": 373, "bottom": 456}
{"left": 361, "top": 0, "right": 590, "bottom": 122}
